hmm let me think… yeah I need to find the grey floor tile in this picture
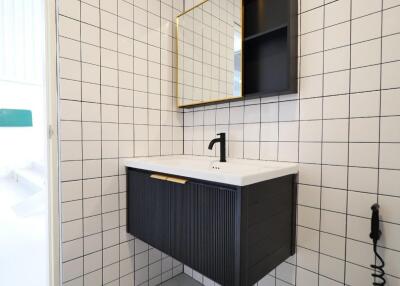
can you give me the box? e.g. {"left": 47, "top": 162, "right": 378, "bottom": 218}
{"left": 161, "top": 274, "right": 202, "bottom": 286}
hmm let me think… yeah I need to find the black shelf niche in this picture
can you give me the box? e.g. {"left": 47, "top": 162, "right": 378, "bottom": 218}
{"left": 243, "top": 0, "right": 298, "bottom": 98}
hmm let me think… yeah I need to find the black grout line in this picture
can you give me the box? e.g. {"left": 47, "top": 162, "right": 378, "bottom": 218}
{"left": 300, "top": 29, "right": 400, "bottom": 56}
{"left": 290, "top": 247, "right": 400, "bottom": 281}
{"left": 97, "top": 1, "right": 105, "bottom": 284}
{"left": 59, "top": 156, "right": 400, "bottom": 170}
{"left": 60, "top": 7, "right": 177, "bottom": 39}
{"left": 116, "top": 0, "right": 121, "bottom": 283}
{"left": 58, "top": 34, "right": 178, "bottom": 68}
{"left": 59, "top": 80, "right": 400, "bottom": 108}
{"left": 159, "top": 0, "right": 162, "bottom": 157}
{"left": 317, "top": 1, "right": 325, "bottom": 285}
{"left": 343, "top": 0, "right": 353, "bottom": 282}
{"left": 62, "top": 255, "right": 181, "bottom": 285}
{"left": 297, "top": 201, "right": 400, "bottom": 227}
{"left": 78, "top": 1, "right": 85, "bottom": 282}
{"left": 146, "top": 0, "right": 150, "bottom": 160}
{"left": 299, "top": 3, "right": 400, "bottom": 36}
{"left": 292, "top": 0, "right": 302, "bottom": 283}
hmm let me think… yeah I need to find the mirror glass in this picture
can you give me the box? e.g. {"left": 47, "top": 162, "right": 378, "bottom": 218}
{"left": 176, "top": 0, "right": 242, "bottom": 107}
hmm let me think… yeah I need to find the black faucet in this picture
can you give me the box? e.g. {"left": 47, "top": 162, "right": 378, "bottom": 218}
{"left": 208, "top": 133, "right": 226, "bottom": 162}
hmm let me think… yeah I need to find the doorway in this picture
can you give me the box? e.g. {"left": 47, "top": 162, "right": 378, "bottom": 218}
{"left": 0, "top": 0, "right": 59, "bottom": 285}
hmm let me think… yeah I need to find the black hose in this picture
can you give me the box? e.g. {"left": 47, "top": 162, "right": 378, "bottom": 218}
{"left": 370, "top": 204, "right": 386, "bottom": 286}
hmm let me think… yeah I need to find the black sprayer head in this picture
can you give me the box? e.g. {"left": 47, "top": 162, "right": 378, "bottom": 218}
{"left": 370, "top": 203, "right": 381, "bottom": 244}
{"left": 370, "top": 203, "right": 386, "bottom": 285}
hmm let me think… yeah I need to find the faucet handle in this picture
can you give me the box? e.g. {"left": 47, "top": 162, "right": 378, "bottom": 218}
{"left": 217, "top": 132, "right": 226, "bottom": 137}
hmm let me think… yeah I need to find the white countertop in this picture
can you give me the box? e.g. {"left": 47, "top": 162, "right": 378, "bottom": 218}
{"left": 124, "top": 155, "right": 298, "bottom": 186}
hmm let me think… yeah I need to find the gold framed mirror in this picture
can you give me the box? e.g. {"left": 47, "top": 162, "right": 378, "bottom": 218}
{"left": 176, "top": 0, "right": 242, "bottom": 108}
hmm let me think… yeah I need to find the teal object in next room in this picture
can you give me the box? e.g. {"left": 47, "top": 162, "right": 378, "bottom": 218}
{"left": 0, "top": 109, "right": 33, "bottom": 127}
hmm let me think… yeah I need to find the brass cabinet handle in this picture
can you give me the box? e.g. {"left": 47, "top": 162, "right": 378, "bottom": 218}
{"left": 166, "top": 176, "right": 187, "bottom": 184}
{"left": 149, "top": 174, "right": 187, "bottom": 184}
{"left": 150, "top": 174, "right": 168, "bottom": 181}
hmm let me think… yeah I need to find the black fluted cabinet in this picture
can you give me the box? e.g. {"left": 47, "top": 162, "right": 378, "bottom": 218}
{"left": 127, "top": 168, "right": 297, "bottom": 286}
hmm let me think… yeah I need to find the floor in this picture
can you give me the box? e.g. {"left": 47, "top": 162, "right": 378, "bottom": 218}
{"left": 162, "top": 274, "right": 202, "bottom": 286}
{"left": 0, "top": 178, "right": 48, "bottom": 286}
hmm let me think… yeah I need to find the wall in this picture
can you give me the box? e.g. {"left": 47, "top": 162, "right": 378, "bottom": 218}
{"left": 57, "top": 0, "right": 184, "bottom": 285}
{"left": 57, "top": 0, "right": 400, "bottom": 285}
{"left": 183, "top": 0, "right": 400, "bottom": 285}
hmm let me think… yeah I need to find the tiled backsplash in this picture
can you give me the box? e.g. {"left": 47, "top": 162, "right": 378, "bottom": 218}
{"left": 58, "top": 0, "right": 400, "bottom": 285}
{"left": 58, "top": 0, "right": 184, "bottom": 285}
{"left": 183, "top": 0, "right": 400, "bottom": 285}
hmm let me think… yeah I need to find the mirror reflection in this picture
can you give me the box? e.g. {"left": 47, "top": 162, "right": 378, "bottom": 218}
{"left": 176, "top": 0, "right": 242, "bottom": 107}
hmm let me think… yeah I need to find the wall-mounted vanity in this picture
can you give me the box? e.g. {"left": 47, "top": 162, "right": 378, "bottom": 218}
{"left": 176, "top": 0, "right": 297, "bottom": 108}
{"left": 125, "top": 156, "right": 298, "bottom": 286}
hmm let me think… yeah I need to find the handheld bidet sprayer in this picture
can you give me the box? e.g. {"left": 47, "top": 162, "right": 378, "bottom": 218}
{"left": 370, "top": 203, "right": 386, "bottom": 286}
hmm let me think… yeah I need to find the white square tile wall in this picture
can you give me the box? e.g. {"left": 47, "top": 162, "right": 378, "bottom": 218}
{"left": 58, "top": 0, "right": 184, "bottom": 285}
{"left": 58, "top": 0, "right": 400, "bottom": 285}
{"left": 182, "top": 0, "right": 400, "bottom": 285}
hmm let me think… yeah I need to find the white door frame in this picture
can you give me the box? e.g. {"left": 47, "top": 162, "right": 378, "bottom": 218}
{"left": 45, "top": 0, "right": 61, "bottom": 285}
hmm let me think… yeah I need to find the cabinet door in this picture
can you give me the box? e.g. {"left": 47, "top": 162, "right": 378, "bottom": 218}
{"left": 127, "top": 169, "right": 170, "bottom": 253}
{"left": 170, "top": 180, "right": 240, "bottom": 286}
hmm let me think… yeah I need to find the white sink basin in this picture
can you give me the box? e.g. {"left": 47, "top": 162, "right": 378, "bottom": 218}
{"left": 124, "top": 155, "right": 298, "bottom": 186}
